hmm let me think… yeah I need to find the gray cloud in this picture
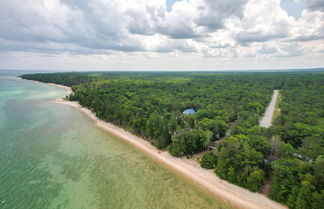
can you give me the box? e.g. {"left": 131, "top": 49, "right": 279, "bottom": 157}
{"left": 156, "top": 22, "right": 202, "bottom": 39}
{"left": 290, "top": 34, "right": 324, "bottom": 42}
{"left": 0, "top": 1, "right": 65, "bottom": 43}
{"left": 196, "top": 0, "right": 248, "bottom": 30}
{"left": 303, "top": 0, "right": 324, "bottom": 11}
{"left": 0, "top": 0, "right": 323, "bottom": 61}
{"left": 235, "top": 31, "right": 287, "bottom": 44}
{"left": 157, "top": 0, "right": 248, "bottom": 39}
{"left": 278, "top": 43, "right": 304, "bottom": 57}
{"left": 0, "top": 0, "right": 147, "bottom": 54}
{"left": 0, "top": 0, "right": 261, "bottom": 53}
{"left": 259, "top": 45, "right": 278, "bottom": 54}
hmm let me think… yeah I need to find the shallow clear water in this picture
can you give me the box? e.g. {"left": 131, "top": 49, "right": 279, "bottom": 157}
{"left": 0, "top": 77, "right": 231, "bottom": 209}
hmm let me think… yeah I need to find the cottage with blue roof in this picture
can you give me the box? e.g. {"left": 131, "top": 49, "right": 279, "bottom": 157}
{"left": 183, "top": 109, "right": 196, "bottom": 115}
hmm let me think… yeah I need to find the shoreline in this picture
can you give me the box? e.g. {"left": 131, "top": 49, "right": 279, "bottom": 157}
{"left": 54, "top": 98, "right": 286, "bottom": 209}
{"left": 12, "top": 76, "right": 73, "bottom": 94}
{"left": 46, "top": 83, "right": 72, "bottom": 94}
{"left": 21, "top": 78, "right": 286, "bottom": 209}
{"left": 36, "top": 81, "right": 73, "bottom": 94}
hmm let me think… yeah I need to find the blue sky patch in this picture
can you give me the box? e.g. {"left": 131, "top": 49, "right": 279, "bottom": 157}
{"left": 166, "top": 0, "right": 182, "bottom": 12}
{"left": 280, "top": 0, "right": 306, "bottom": 19}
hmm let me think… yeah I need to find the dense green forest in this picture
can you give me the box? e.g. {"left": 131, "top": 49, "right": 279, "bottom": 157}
{"left": 269, "top": 76, "right": 324, "bottom": 208}
{"left": 21, "top": 72, "right": 324, "bottom": 209}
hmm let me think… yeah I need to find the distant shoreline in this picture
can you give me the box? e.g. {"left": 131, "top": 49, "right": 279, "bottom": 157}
{"left": 3, "top": 76, "right": 73, "bottom": 94}
{"left": 29, "top": 79, "right": 73, "bottom": 94}
{"left": 45, "top": 83, "right": 72, "bottom": 94}
{"left": 24, "top": 78, "right": 287, "bottom": 209}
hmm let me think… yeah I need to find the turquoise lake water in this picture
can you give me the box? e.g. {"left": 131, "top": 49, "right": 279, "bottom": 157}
{"left": 0, "top": 76, "right": 231, "bottom": 209}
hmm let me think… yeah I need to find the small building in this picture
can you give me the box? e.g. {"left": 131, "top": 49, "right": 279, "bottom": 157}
{"left": 183, "top": 109, "right": 196, "bottom": 115}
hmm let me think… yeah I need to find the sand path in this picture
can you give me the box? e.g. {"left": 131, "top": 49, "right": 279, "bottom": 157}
{"left": 260, "top": 90, "right": 279, "bottom": 128}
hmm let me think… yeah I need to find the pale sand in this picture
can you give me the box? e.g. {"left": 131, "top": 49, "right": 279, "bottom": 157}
{"left": 1, "top": 76, "right": 22, "bottom": 80}
{"left": 54, "top": 97, "right": 287, "bottom": 209}
{"left": 260, "top": 90, "right": 279, "bottom": 128}
{"left": 23, "top": 78, "right": 73, "bottom": 94}
{"left": 47, "top": 83, "right": 72, "bottom": 94}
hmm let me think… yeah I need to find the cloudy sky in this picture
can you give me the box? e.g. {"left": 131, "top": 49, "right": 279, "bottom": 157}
{"left": 0, "top": 0, "right": 323, "bottom": 71}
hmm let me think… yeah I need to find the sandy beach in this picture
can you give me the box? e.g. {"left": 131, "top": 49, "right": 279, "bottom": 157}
{"left": 40, "top": 82, "right": 73, "bottom": 94}
{"left": 53, "top": 97, "right": 287, "bottom": 209}
{"left": 16, "top": 77, "right": 72, "bottom": 94}
{"left": 46, "top": 83, "right": 73, "bottom": 94}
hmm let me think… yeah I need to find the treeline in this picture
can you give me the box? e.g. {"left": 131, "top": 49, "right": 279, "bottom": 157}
{"left": 21, "top": 72, "right": 324, "bottom": 208}
{"left": 21, "top": 72, "right": 99, "bottom": 86}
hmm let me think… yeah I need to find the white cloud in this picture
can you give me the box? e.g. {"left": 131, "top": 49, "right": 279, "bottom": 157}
{"left": 234, "top": 0, "right": 295, "bottom": 44}
{"left": 0, "top": 0, "right": 323, "bottom": 70}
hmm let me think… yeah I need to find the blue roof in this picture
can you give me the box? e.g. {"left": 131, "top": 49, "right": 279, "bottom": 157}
{"left": 183, "top": 109, "right": 196, "bottom": 115}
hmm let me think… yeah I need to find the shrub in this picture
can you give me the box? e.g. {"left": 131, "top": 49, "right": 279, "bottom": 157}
{"left": 200, "top": 152, "right": 217, "bottom": 169}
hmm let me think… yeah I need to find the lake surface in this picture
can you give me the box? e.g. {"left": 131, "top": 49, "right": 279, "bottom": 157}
{"left": 0, "top": 77, "right": 231, "bottom": 209}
